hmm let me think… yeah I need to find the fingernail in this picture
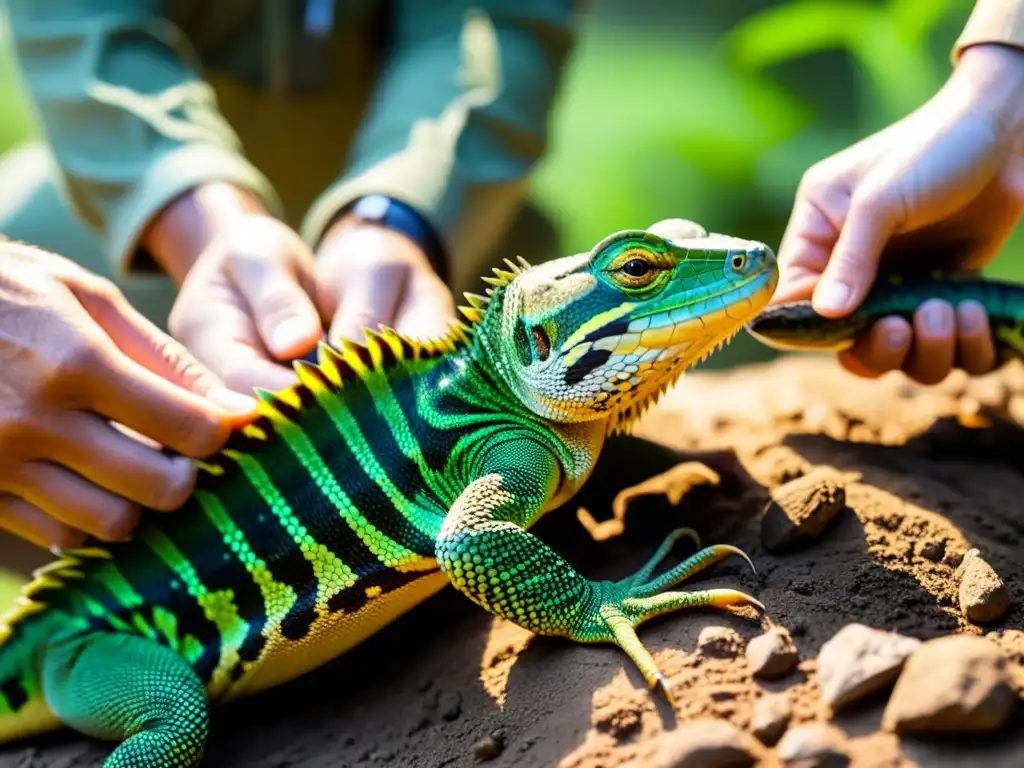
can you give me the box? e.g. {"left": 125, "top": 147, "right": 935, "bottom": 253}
{"left": 272, "top": 317, "right": 313, "bottom": 353}
{"left": 206, "top": 386, "right": 258, "bottom": 413}
{"left": 815, "top": 280, "right": 851, "bottom": 312}
{"left": 921, "top": 301, "right": 953, "bottom": 335}
{"left": 957, "top": 300, "right": 986, "bottom": 333}
{"left": 886, "top": 324, "right": 909, "bottom": 351}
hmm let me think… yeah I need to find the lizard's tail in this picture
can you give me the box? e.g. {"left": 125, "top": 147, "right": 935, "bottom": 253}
{"left": 0, "top": 612, "right": 65, "bottom": 743}
{"left": 0, "top": 555, "right": 92, "bottom": 744}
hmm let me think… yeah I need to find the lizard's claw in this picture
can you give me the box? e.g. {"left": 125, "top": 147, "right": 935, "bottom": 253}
{"left": 576, "top": 530, "right": 762, "bottom": 704}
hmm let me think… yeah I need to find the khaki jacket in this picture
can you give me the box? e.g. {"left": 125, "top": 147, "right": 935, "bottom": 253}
{"left": 3, "top": 0, "right": 577, "bottom": 292}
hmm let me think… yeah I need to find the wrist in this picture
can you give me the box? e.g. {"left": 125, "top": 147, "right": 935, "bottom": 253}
{"left": 325, "top": 195, "right": 450, "bottom": 283}
{"left": 955, "top": 43, "right": 1024, "bottom": 138}
{"left": 142, "top": 182, "right": 268, "bottom": 284}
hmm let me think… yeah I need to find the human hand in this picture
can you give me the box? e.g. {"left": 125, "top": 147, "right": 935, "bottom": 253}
{"left": 0, "top": 241, "right": 257, "bottom": 551}
{"left": 315, "top": 213, "right": 454, "bottom": 344}
{"left": 165, "top": 210, "right": 327, "bottom": 394}
{"left": 775, "top": 43, "right": 1024, "bottom": 384}
{"left": 151, "top": 186, "right": 453, "bottom": 396}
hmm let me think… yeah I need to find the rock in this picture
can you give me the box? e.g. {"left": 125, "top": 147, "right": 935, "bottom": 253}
{"left": 697, "top": 625, "right": 744, "bottom": 658}
{"left": 919, "top": 539, "right": 946, "bottom": 562}
{"left": 651, "top": 719, "right": 763, "bottom": 767}
{"left": 882, "top": 634, "right": 1016, "bottom": 733}
{"left": 472, "top": 730, "right": 505, "bottom": 762}
{"left": 746, "top": 627, "right": 799, "bottom": 679}
{"left": 957, "top": 549, "right": 1011, "bottom": 624}
{"left": 751, "top": 692, "right": 791, "bottom": 746}
{"left": 438, "top": 691, "right": 462, "bottom": 721}
{"left": 761, "top": 467, "right": 846, "bottom": 552}
{"left": 776, "top": 723, "right": 850, "bottom": 767}
{"left": 817, "top": 623, "right": 921, "bottom": 711}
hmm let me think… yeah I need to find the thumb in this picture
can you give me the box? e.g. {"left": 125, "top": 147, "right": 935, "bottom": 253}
{"left": 226, "top": 255, "right": 323, "bottom": 361}
{"left": 812, "top": 187, "right": 897, "bottom": 318}
{"left": 67, "top": 275, "right": 256, "bottom": 413}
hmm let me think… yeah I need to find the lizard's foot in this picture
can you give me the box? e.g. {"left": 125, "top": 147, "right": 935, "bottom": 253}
{"left": 577, "top": 462, "right": 721, "bottom": 542}
{"left": 577, "top": 528, "right": 761, "bottom": 705}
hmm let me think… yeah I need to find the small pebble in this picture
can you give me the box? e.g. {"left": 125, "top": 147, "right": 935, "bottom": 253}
{"left": 817, "top": 623, "right": 921, "bottom": 712}
{"left": 761, "top": 467, "right": 846, "bottom": 553}
{"left": 919, "top": 539, "right": 946, "bottom": 563}
{"left": 439, "top": 691, "right": 462, "bottom": 721}
{"left": 472, "top": 730, "right": 505, "bottom": 762}
{"left": 651, "top": 719, "right": 763, "bottom": 767}
{"left": 751, "top": 692, "right": 791, "bottom": 746}
{"left": 776, "top": 723, "right": 850, "bottom": 767}
{"left": 697, "top": 625, "right": 744, "bottom": 658}
{"left": 882, "top": 634, "right": 1016, "bottom": 734}
{"left": 957, "top": 548, "right": 1011, "bottom": 624}
{"left": 746, "top": 627, "right": 799, "bottom": 679}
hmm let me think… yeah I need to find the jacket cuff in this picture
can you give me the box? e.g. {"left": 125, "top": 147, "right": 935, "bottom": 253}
{"left": 109, "top": 143, "right": 284, "bottom": 276}
{"left": 299, "top": 166, "right": 461, "bottom": 275}
{"left": 953, "top": 0, "right": 1024, "bottom": 62}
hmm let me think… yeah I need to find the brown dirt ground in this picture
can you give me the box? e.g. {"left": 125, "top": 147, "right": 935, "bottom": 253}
{"left": 4, "top": 353, "right": 1024, "bottom": 767}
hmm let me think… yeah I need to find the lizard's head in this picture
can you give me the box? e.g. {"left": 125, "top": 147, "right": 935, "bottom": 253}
{"left": 482, "top": 219, "right": 778, "bottom": 432}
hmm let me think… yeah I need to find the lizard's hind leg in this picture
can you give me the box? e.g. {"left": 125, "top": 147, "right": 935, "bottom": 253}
{"left": 41, "top": 631, "right": 209, "bottom": 767}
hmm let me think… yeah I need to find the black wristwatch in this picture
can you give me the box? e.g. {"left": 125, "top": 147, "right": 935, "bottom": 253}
{"left": 345, "top": 194, "right": 450, "bottom": 284}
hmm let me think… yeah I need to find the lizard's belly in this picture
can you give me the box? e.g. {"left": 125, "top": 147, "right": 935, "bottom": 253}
{"left": 221, "top": 566, "right": 450, "bottom": 701}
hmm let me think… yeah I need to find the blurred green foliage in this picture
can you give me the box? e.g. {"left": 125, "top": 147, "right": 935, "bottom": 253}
{"left": 0, "top": 570, "right": 24, "bottom": 606}
{"left": 0, "top": 0, "right": 1021, "bottom": 370}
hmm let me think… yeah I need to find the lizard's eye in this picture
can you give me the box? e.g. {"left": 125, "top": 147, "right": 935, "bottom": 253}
{"left": 622, "top": 258, "right": 650, "bottom": 277}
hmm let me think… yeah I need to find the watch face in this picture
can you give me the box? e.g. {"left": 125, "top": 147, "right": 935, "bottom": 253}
{"left": 355, "top": 195, "right": 391, "bottom": 220}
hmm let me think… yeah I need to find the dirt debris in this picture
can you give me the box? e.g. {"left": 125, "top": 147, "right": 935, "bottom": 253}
{"left": 957, "top": 548, "right": 1012, "bottom": 624}
{"left": 882, "top": 634, "right": 1017, "bottom": 734}
{"left": 816, "top": 623, "right": 920, "bottom": 712}
{"left": 746, "top": 627, "right": 800, "bottom": 680}
{"left": 775, "top": 722, "right": 850, "bottom": 767}
{"left": 751, "top": 692, "right": 792, "bottom": 746}
{"left": 760, "top": 467, "right": 847, "bottom": 553}
{"left": 5, "top": 355, "right": 1024, "bottom": 767}
{"left": 633, "top": 719, "right": 764, "bottom": 768}
{"left": 697, "top": 625, "right": 745, "bottom": 659}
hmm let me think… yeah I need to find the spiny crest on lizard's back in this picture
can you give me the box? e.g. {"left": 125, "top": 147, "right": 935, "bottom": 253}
{"left": 478, "top": 219, "right": 779, "bottom": 436}
{"left": 0, "top": 547, "right": 112, "bottom": 648}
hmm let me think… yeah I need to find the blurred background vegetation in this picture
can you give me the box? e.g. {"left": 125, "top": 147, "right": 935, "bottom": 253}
{"left": 0, "top": 0, "right": 1020, "bottom": 589}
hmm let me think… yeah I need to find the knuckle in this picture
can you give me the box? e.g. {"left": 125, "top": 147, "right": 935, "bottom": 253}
{"left": 50, "top": 526, "right": 89, "bottom": 551}
{"left": 167, "top": 297, "right": 203, "bottom": 342}
{"left": 47, "top": 341, "right": 101, "bottom": 385}
{"left": 154, "top": 460, "right": 197, "bottom": 511}
{"left": 73, "top": 272, "right": 122, "bottom": 303}
{"left": 849, "top": 184, "right": 896, "bottom": 220}
{"left": 173, "top": 411, "right": 226, "bottom": 458}
{"left": 0, "top": 405, "right": 37, "bottom": 445}
{"left": 94, "top": 502, "right": 141, "bottom": 541}
{"left": 255, "top": 288, "right": 309, "bottom": 325}
{"left": 798, "top": 163, "right": 832, "bottom": 198}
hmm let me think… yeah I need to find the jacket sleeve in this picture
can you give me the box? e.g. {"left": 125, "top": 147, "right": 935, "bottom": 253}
{"left": 2, "top": 0, "right": 282, "bottom": 275}
{"left": 299, "top": 0, "right": 578, "bottom": 276}
{"left": 953, "top": 0, "right": 1024, "bottom": 60}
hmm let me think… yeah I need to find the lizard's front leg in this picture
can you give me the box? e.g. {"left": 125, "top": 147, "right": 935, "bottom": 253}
{"left": 436, "top": 438, "right": 762, "bottom": 701}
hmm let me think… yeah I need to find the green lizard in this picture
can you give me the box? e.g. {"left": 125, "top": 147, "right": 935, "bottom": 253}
{"left": 746, "top": 270, "right": 1024, "bottom": 362}
{"left": 0, "top": 218, "right": 778, "bottom": 767}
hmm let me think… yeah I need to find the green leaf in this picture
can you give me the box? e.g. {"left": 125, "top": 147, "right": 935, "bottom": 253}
{"left": 889, "top": 0, "right": 961, "bottom": 43}
{"left": 724, "top": 0, "right": 877, "bottom": 70}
